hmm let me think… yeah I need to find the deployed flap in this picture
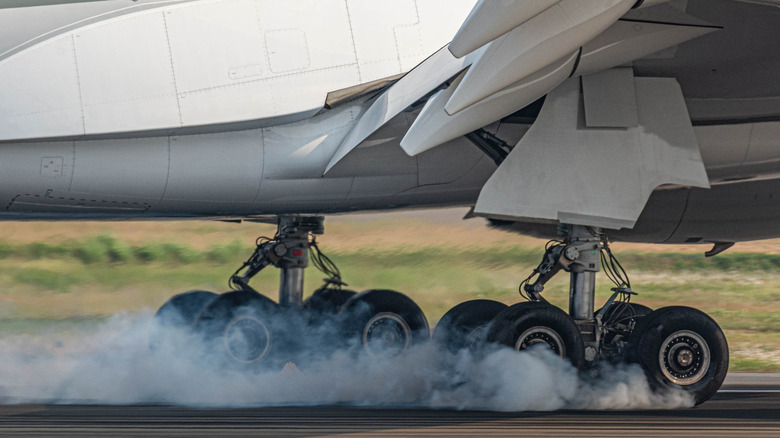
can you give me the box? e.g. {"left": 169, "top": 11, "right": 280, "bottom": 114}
{"left": 401, "top": 50, "right": 579, "bottom": 156}
{"left": 582, "top": 68, "right": 638, "bottom": 128}
{"left": 473, "top": 75, "right": 710, "bottom": 230}
{"left": 444, "top": 0, "right": 635, "bottom": 115}
{"left": 575, "top": 9, "right": 720, "bottom": 76}
{"left": 324, "top": 46, "right": 483, "bottom": 174}
{"left": 449, "top": 0, "right": 560, "bottom": 58}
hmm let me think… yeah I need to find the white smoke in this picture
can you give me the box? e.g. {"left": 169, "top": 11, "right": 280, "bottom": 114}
{"left": 0, "top": 313, "right": 693, "bottom": 410}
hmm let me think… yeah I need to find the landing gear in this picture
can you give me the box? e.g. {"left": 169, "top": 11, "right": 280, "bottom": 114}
{"left": 432, "top": 224, "right": 728, "bottom": 405}
{"left": 151, "top": 216, "right": 729, "bottom": 406}
{"left": 153, "top": 215, "right": 428, "bottom": 368}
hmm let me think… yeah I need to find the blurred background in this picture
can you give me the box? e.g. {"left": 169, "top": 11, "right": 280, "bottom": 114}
{"left": 0, "top": 207, "right": 778, "bottom": 372}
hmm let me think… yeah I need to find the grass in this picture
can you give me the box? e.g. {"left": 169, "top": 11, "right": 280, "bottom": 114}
{"left": 729, "top": 359, "right": 780, "bottom": 372}
{"left": 0, "top": 210, "right": 778, "bottom": 372}
{"left": 0, "top": 235, "right": 245, "bottom": 265}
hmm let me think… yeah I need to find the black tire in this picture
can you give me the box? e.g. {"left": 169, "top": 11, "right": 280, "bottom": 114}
{"left": 487, "top": 302, "right": 586, "bottom": 369}
{"left": 629, "top": 306, "right": 729, "bottom": 405}
{"left": 195, "top": 290, "right": 286, "bottom": 370}
{"left": 433, "top": 300, "right": 508, "bottom": 352}
{"left": 154, "top": 290, "right": 218, "bottom": 328}
{"left": 150, "top": 290, "right": 217, "bottom": 350}
{"left": 597, "top": 302, "right": 652, "bottom": 346}
{"left": 304, "top": 288, "right": 357, "bottom": 315}
{"left": 341, "top": 289, "right": 429, "bottom": 356}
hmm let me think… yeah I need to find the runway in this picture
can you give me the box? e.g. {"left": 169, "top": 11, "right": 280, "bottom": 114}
{"left": 0, "top": 373, "right": 778, "bottom": 437}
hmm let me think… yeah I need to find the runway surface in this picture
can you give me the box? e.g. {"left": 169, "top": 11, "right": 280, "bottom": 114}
{"left": 1, "top": 373, "right": 778, "bottom": 438}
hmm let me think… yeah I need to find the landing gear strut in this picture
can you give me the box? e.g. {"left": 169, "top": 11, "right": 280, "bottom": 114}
{"left": 228, "top": 215, "right": 324, "bottom": 308}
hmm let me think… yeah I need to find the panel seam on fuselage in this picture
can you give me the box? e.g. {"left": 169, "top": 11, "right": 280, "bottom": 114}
{"left": 162, "top": 10, "right": 184, "bottom": 128}
{"left": 70, "top": 34, "right": 87, "bottom": 136}
{"left": 342, "top": 0, "right": 362, "bottom": 83}
{"left": 0, "top": 0, "right": 197, "bottom": 63}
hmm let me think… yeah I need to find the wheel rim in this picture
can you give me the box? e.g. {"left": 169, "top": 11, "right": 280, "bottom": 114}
{"left": 515, "top": 326, "right": 566, "bottom": 357}
{"left": 223, "top": 315, "right": 272, "bottom": 363}
{"left": 362, "top": 312, "right": 412, "bottom": 355}
{"left": 658, "top": 330, "right": 711, "bottom": 385}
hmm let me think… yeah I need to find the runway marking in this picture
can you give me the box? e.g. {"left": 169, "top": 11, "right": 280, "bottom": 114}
{"left": 719, "top": 389, "right": 780, "bottom": 393}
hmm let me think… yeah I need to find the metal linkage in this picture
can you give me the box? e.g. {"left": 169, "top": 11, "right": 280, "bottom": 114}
{"left": 520, "top": 224, "right": 633, "bottom": 363}
{"left": 230, "top": 216, "right": 328, "bottom": 307}
{"left": 464, "top": 129, "right": 513, "bottom": 165}
{"left": 520, "top": 225, "right": 602, "bottom": 307}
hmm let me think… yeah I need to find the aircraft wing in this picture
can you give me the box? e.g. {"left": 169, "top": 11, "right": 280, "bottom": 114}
{"left": 327, "top": 0, "right": 722, "bottom": 229}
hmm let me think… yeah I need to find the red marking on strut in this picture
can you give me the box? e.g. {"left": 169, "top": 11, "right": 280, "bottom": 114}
{"left": 292, "top": 249, "right": 304, "bottom": 257}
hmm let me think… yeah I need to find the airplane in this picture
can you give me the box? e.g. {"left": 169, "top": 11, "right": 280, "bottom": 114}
{"left": 1, "top": 0, "right": 779, "bottom": 406}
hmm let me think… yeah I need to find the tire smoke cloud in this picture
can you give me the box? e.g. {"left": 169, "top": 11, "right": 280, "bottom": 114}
{"left": 0, "top": 313, "right": 693, "bottom": 410}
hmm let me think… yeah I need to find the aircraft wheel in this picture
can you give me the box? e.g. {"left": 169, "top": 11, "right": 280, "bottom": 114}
{"left": 433, "top": 300, "right": 507, "bottom": 352}
{"left": 341, "top": 289, "right": 429, "bottom": 356}
{"left": 154, "top": 290, "right": 218, "bottom": 328}
{"left": 304, "top": 288, "right": 357, "bottom": 315}
{"left": 487, "top": 301, "right": 585, "bottom": 369}
{"left": 629, "top": 306, "right": 728, "bottom": 405}
{"left": 150, "top": 290, "right": 217, "bottom": 350}
{"left": 195, "top": 290, "right": 286, "bottom": 369}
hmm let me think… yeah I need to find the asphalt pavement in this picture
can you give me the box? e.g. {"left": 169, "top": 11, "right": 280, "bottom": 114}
{"left": 0, "top": 373, "right": 777, "bottom": 437}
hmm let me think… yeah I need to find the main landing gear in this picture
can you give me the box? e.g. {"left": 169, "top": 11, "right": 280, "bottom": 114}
{"left": 152, "top": 218, "right": 728, "bottom": 405}
{"left": 433, "top": 224, "right": 728, "bottom": 405}
{"left": 152, "top": 216, "right": 429, "bottom": 369}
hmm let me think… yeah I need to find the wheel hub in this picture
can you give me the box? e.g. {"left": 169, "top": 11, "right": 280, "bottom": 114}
{"left": 515, "top": 326, "right": 566, "bottom": 358}
{"left": 363, "top": 312, "right": 411, "bottom": 355}
{"left": 659, "top": 330, "right": 710, "bottom": 385}
{"left": 224, "top": 315, "right": 272, "bottom": 363}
